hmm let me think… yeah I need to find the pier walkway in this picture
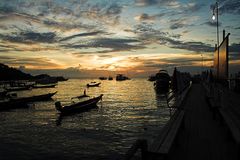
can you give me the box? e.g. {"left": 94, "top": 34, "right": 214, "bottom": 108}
{"left": 169, "top": 84, "right": 238, "bottom": 160}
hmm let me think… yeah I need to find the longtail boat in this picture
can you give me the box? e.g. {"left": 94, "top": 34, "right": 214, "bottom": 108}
{"left": 86, "top": 82, "right": 101, "bottom": 87}
{"left": 5, "top": 85, "right": 31, "bottom": 92}
{"left": 55, "top": 94, "right": 103, "bottom": 114}
{"left": 33, "top": 83, "right": 57, "bottom": 88}
{"left": 0, "top": 92, "right": 57, "bottom": 111}
{"left": 11, "top": 92, "right": 57, "bottom": 103}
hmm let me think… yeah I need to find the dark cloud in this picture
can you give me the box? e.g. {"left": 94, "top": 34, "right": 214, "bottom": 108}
{"left": 0, "top": 31, "right": 57, "bottom": 43}
{"left": 0, "top": 43, "right": 25, "bottom": 52}
{"left": 60, "top": 31, "right": 105, "bottom": 42}
{"left": 64, "top": 38, "right": 145, "bottom": 53}
{"left": 135, "top": 0, "right": 203, "bottom": 15}
{"left": 0, "top": 56, "right": 13, "bottom": 60}
{"left": 169, "top": 17, "right": 196, "bottom": 30}
{"left": 0, "top": 49, "right": 9, "bottom": 52}
{"left": 21, "top": 32, "right": 56, "bottom": 43}
{"left": 133, "top": 23, "right": 214, "bottom": 52}
{"left": 133, "top": 23, "right": 169, "bottom": 40}
{"left": 135, "top": 13, "right": 166, "bottom": 21}
{"left": 218, "top": 0, "right": 240, "bottom": 15}
{"left": 0, "top": 6, "right": 14, "bottom": 14}
{"left": 170, "top": 21, "right": 186, "bottom": 30}
{"left": 135, "top": 13, "right": 155, "bottom": 21}
{"left": 0, "top": 56, "right": 60, "bottom": 68}
{"left": 0, "top": 44, "right": 11, "bottom": 48}
{"left": 144, "top": 60, "right": 193, "bottom": 68}
{"left": 135, "top": 0, "right": 176, "bottom": 6}
{"left": 106, "top": 4, "right": 122, "bottom": 15}
{"left": 229, "top": 43, "right": 240, "bottom": 60}
{"left": 102, "top": 4, "right": 122, "bottom": 25}
{"left": 97, "top": 54, "right": 113, "bottom": 58}
{"left": 0, "top": 12, "right": 42, "bottom": 25}
{"left": 168, "top": 3, "right": 204, "bottom": 16}
{"left": 170, "top": 41, "right": 214, "bottom": 52}
{"left": 95, "top": 38, "right": 144, "bottom": 53}
{"left": 0, "top": 1, "right": 121, "bottom": 32}
{"left": 43, "top": 20, "right": 97, "bottom": 31}
{"left": 142, "top": 55, "right": 213, "bottom": 72}
{"left": 229, "top": 52, "right": 240, "bottom": 61}
{"left": 229, "top": 43, "right": 240, "bottom": 52}
{"left": 182, "top": 30, "right": 190, "bottom": 34}
{"left": 185, "top": 3, "right": 203, "bottom": 13}
{"left": 79, "top": 3, "right": 123, "bottom": 25}
{"left": 0, "top": 44, "right": 12, "bottom": 52}
{"left": 23, "top": 67, "right": 83, "bottom": 77}
{"left": 159, "top": 36, "right": 214, "bottom": 52}
{"left": 0, "top": 3, "right": 97, "bottom": 32}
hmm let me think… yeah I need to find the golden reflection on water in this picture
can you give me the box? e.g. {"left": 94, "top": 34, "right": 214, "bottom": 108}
{"left": 0, "top": 78, "right": 171, "bottom": 159}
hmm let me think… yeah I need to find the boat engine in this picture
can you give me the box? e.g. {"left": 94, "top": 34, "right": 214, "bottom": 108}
{"left": 55, "top": 101, "right": 62, "bottom": 111}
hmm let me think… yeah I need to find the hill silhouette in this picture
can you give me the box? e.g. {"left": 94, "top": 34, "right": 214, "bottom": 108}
{"left": 0, "top": 63, "right": 33, "bottom": 81}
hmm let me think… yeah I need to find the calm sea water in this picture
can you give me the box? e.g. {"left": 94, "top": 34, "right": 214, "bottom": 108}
{"left": 0, "top": 79, "right": 171, "bottom": 160}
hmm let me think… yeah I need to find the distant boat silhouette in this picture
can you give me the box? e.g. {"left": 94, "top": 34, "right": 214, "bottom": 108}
{"left": 108, "top": 76, "right": 113, "bottom": 80}
{"left": 154, "top": 70, "right": 170, "bottom": 92}
{"left": 148, "top": 75, "right": 156, "bottom": 81}
{"left": 116, "top": 74, "right": 130, "bottom": 81}
{"left": 99, "top": 77, "right": 107, "bottom": 80}
{"left": 86, "top": 82, "right": 101, "bottom": 87}
{"left": 33, "top": 83, "right": 57, "bottom": 88}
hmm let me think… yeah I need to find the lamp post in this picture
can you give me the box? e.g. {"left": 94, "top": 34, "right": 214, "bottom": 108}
{"left": 212, "top": 1, "right": 219, "bottom": 78}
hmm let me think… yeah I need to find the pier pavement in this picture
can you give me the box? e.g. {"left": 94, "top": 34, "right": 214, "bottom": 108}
{"left": 168, "top": 84, "right": 238, "bottom": 160}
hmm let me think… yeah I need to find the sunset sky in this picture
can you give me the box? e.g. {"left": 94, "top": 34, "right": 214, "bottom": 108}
{"left": 0, "top": 0, "right": 239, "bottom": 77}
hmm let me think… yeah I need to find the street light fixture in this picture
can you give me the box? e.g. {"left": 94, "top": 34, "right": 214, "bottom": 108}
{"left": 212, "top": 1, "right": 219, "bottom": 78}
{"left": 212, "top": 1, "right": 219, "bottom": 48}
{"left": 212, "top": 13, "right": 216, "bottom": 20}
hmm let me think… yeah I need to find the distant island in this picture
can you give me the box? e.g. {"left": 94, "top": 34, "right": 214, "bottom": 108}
{"left": 0, "top": 63, "right": 68, "bottom": 82}
{"left": 0, "top": 63, "right": 33, "bottom": 81}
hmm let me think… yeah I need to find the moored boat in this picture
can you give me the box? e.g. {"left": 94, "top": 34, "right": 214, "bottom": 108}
{"left": 148, "top": 75, "right": 156, "bottom": 81}
{"left": 99, "top": 77, "right": 107, "bottom": 80}
{"left": 5, "top": 85, "right": 32, "bottom": 92}
{"left": 55, "top": 94, "right": 103, "bottom": 114}
{"left": 86, "top": 82, "right": 101, "bottom": 87}
{"left": 116, "top": 74, "right": 130, "bottom": 81}
{"left": 11, "top": 92, "right": 57, "bottom": 103}
{"left": 33, "top": 83, "right": 57, "bottom": 88}
{"left": 108, "top": 76, "right": 113, "bottom": 80}
{"left": 0, "top": 92, "right": 57, "bottom": 111}
{"left": 154, "top": 70, "right": 171, "bottom": 92}
{"left": 55, "top": 77, "right": 68, "bottom": 81}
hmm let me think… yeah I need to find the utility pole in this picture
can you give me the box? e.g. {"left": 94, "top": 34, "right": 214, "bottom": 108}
{"left": 212, "top": 1, "right": 219, "bottom": 78}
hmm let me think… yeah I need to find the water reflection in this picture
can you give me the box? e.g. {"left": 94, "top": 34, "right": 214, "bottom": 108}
{"left": 155, "top": 94, "right": 167, "bottom": 108}
{"left": 56, "top": 112, "right": 85, "bottom": 126}
{"left": 0, "top": 79, "right": 170, "bottom": 159}
{"left": 56, "top": 114, "right": 63, "bottom": 126}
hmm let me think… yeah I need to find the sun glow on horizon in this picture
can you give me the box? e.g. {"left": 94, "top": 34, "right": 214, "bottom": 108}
{"left": 0, "top": 0, "right": 239, "bottom": 75}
